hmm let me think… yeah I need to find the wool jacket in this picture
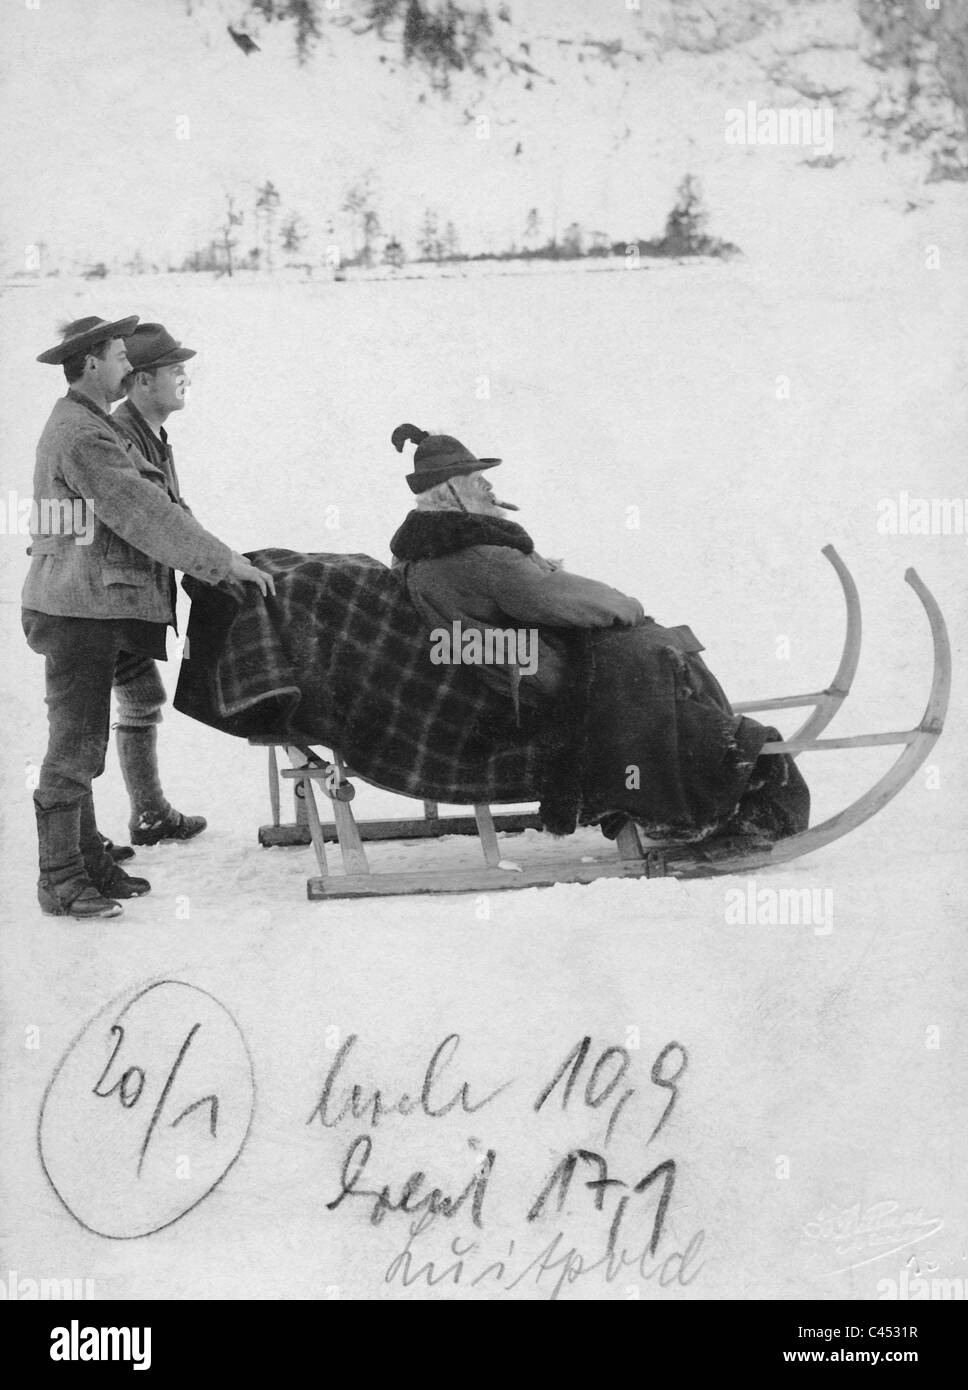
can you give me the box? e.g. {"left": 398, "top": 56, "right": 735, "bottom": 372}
{"left": 111, "top": 398, "right": 190, "bottom": 511}
{"left": 21, "top": 390, "right": 232, "bottom": 624}
{"left": 389, "top": 509, "right": 645, "bottom": 703}
{"left": 110, "top": 397, "right": 193, "bottom": 629}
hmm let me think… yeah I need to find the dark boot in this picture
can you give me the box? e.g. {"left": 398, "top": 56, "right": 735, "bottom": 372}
{"left": 91, "top": 861, "right": 152, "bottom": 898}
{"left": 80, "top": 793, "right": 151, "bottom": 899}
{"left": 35, "top": 797, "right": 123, "bottom": 920}
{"left": 130, "top": 807, "right": 207, "bottom": 845}
{"left": 99, "top": 833, "right": 136, "bottom": 863}
{"left": 117, "top": 725, "right": 207, "bottom": 845}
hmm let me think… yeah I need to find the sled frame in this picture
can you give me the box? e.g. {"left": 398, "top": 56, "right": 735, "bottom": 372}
{"left": 250, "top": 548, "right": 948, "bottom": 899}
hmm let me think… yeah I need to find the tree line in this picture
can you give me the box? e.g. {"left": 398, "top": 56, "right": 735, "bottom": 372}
{"left": 175, "top": 173, "right": 739, "bottom": 277}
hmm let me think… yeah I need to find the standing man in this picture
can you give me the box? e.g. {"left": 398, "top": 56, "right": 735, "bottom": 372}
{"left": 109, "top": 322, "right": 210, "bottom": 846}
{"left": 24, "top": 316, "right": 274, "bottom": 920}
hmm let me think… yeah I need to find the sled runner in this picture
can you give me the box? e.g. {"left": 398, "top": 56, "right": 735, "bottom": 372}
{"left": 251, "top": 546, "right": 949, "bottom": 899}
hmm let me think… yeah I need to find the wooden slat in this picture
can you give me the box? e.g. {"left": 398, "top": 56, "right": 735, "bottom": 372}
{"left": 331, "top": 797, "right": 370, "bottom": 875}
{"left": 259, "top": 813, "right": 543, "bottom": 846}
{"left": 760, "top": 730, "right": 917, "bottom": 754}
{"left": 473, "top": 804, "right": 501, "bottom": 867}
{"left": 288, "top": 754, "right": 329, "bottom": 878}
{"left": 267, "top": 746, "right": 280, "bottom": 828}
{"left": 307, "top": 859, "right": 658, "bottom": 900}
{"left": 731, "top": 691, "right": 828, "bottom": 712}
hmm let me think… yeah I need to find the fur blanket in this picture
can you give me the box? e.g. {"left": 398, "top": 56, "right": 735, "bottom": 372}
{"left": 174, "top": 548, "right": 809, "bottom": 841}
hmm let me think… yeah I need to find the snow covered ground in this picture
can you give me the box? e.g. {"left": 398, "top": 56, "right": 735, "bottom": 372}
{"left": 1, "top": 217, "right": 966, "bottom": 1298}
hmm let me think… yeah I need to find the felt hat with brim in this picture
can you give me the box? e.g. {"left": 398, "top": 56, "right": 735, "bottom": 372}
{"left": 391, "top": 423, "right": 501, "bottom": 495}
{"left": 36, "top": 315, "right": 139, "bottom": 365}
{"left": 125, "top": 322, "right": 196, "bottom": 371}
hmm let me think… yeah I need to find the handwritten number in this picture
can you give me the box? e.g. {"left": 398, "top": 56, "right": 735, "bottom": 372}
{"left": 527, "top": 1152, "right": 578, "bottom": 1221}
{"left": 535, "top": 1038, "right": 685, "bottom": 1147}
{"left": 634, "top": 1159, "right": 677, "bottom": 1256}
{"left": 91, "top": 1025, "right": 126, "bottom": 1096}
{"left": 648, "top": 1042, "right": 687, "bottom": 1143}
{"left": 91, "top": 1026, "right": 147, "bottom": 1108}
{"left": 585, "top": 1047, "right": 629, "bottom": 1108}
{"left": 533, "top": 1036, "right": 591, "bottom": 1113}
{"left": 171, "top": 1094, "right": 219, "bottom": 1138}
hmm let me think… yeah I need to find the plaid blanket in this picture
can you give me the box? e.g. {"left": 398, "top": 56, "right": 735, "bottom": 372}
{"left": 175, "top": 549, "right": 546, "bottom": 803}
{"left": 174, "top": 548, "right": 809, "bottom": 838}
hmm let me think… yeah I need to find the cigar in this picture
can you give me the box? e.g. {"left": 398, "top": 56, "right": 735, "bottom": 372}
{"left": 495, "top": 499, "right": 519, "bottom": 511}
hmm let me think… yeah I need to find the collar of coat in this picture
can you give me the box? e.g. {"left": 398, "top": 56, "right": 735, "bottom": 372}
{"left": 115, "top": 397, "right": 170, "bottom": 448}
{"left": 66, "top": 386, "right": 116, "bottom": 425}
{"left": 390, "top": 509, "right": 535, "bottom": 562}
{"left": 66, "top": 388, "right": 143, "bottom": 445}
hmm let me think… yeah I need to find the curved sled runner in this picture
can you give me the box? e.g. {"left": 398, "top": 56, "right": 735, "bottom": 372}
{"left": 254, "top": 547, "right": 949, "bottom": 898}
{"left": 666, "top": 553, "right": 950, "bottom": 879}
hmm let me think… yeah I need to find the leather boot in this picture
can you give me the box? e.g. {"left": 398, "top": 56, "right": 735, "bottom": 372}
{"left": 99, "top": 833, "right": 136, "bottom": 863}
{"left": 35, "top": 796, "right": 123, "bottom": 920}
{"left": 117, "top": 725, "right": 207, "bottom": 845}
{"left": 80, "top": 793, "right": 151, "bottom": 899}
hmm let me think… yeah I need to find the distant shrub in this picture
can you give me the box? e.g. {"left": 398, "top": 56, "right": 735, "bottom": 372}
{"left": 617, "top": 176, "right": 742, "bottom": 260}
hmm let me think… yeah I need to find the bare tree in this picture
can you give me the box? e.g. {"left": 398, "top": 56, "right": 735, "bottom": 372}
{"left": 362, "top": 208, "right": 382, "bottom": 266}
{"left": 341, "top": 173, "right": 380, "bottom": 264}
{"left": 255, "top": 180, "right": 282, "bottom": 272}
{"left": 442, "top": 219, "right": 460, "bottom": 259}
{"left": 662, "top": 175, "right": 708, "bottom": 254}
{"left": 280, "top": 212, "right": 307, "bottom": 257}
{"left": 417, "top": 207, "right": 442, "bottom": 261}
{"left": 218, "top": 194, "right": 244, "bottom": 277}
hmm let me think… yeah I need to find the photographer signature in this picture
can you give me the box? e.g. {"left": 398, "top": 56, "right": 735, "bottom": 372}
{"left": 803, "top": 1200, "right": 943, "bottom": 1275}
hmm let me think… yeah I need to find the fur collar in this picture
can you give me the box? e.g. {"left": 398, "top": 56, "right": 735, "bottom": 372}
{"left": 390, "top": 509, "right": 535, "bottom": 562}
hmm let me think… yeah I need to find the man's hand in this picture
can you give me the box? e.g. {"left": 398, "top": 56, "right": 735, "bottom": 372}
{"left": 229, "top": 552, "right": 276, "bottom": 596}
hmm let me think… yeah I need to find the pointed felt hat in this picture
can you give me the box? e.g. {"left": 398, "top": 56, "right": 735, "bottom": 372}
{"left": 391, "top": 422, "right": 501, "bottom": 495}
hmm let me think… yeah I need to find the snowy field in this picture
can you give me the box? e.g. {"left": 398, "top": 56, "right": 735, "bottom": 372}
{"left": 1, "top": 227, "right": 966, "bottom": 1299}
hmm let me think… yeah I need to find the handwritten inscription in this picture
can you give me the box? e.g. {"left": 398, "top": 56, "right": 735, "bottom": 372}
{"left": 308, "top": 1032, "right": 510, "bottom": 1129}
{"left": 38, "top": 981, "right": 255, "bottom": 1238}
{"left": 385, "top": 1222, "right": 706, "bottom": 1300}
{"left": 39, "top": 995, "right": 698, "bottom": 1296}
{"left": 311, "top": 1030, "right": 694, "bottom": 1295}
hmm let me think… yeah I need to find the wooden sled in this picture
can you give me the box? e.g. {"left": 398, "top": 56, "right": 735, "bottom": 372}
{"left": 252, "top": 547, "right": 949, "bottom": 900}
